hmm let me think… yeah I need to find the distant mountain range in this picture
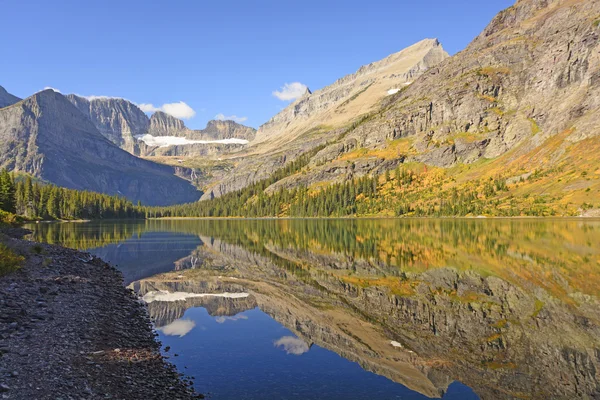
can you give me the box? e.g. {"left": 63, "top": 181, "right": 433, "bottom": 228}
{"left": 64, "top": 94, "right": 256, "bottom": 156}
{"left": 1, "top": 0, "right": 598, "bottom": 213}
{"left": 0, "top": 89, "right": 199, "bottom": 205}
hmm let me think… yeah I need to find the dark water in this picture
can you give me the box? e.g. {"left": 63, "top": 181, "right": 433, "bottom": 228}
{"left": 25, "top": 219, "right": 600, "bottom": 400}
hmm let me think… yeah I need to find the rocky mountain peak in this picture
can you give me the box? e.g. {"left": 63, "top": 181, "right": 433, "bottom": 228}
{"left": 66, "top": 94, "right": 150, "bottom": 152}
{"left": 253, "top": 38, "right": 449, "bottom": 146}
{"left": 192, "top": 119, "right": 257, "bottom": 141}
{"left": 0, "top": 85, "right": 21, "bottom": 108}
{"left": 148, "top": 111, "right": 187, "bottom": 137}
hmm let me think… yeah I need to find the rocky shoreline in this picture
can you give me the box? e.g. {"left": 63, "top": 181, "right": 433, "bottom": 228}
{"left": 0, "top": 229, "right": 202, "bottom": 399}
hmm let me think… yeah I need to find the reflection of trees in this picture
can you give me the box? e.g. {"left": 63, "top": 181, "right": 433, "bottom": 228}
{"left": 28, "top": 219, "right": 600, "bottom": 298}
{"left": 26, "top": 221, "right": 146, "bottom": 250}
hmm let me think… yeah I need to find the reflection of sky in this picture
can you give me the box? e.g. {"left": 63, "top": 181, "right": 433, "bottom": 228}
{"left": 157, "top": 319, "right": 196, "bottom": 337}
{"left": 156, "top": 306, "right": 479, "bottom": 400}
{"left": 274, "top": 336, "right": 310, "bottom": 355}
{"left": 215, "top": 314, "right": 248, "bottom": 324}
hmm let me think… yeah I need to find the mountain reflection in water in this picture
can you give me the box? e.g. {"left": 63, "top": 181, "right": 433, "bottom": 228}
{"left": 26, "top": 218, "right": 600, "bottom": 399}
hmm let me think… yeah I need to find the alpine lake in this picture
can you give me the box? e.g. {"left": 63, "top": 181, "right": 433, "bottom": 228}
{"left": 24, "top": 218, "right": 600, "bottom": 399}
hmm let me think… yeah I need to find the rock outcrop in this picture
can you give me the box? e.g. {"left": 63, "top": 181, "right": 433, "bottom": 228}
{"left": 0, "top": 85, "right": 21, "bottom": 108}
{"left": 66, "top": 94, "right": 150, "bottom": 153}
{"left": 324, "top": 0, "right": 600, "bottom": 166}
{"left": 141, "top": 119, "right": 256, "bottom": 158}
{"left": 148, "top": 111, "right": 188, "bottom": 137}
{"left": 190, "top": 119, "right": 257, "bottom": 141}
{"left": 0, "top": 89, "right": 200, "bottom": 205}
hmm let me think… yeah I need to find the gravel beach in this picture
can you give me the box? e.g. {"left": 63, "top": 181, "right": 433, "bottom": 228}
{"left": 0, "top": 229, "right": 202, "bottom": 399}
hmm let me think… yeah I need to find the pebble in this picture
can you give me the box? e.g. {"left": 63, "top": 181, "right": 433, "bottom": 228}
{"left": 0, "top": 235, "right": 202, "bottom": 399}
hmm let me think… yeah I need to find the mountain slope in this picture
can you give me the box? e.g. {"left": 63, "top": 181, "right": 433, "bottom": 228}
{"left": 66, "top": 94, "right": 150, "bottom": 153}
{"left": 254, "top": 38, "right": 449, "bottom": 147}
{"left": 197, "top": 39, "right": 450, "bottom": 199}
{"left": 0, "top": 90, "right": 200, "bottom": 206}
{"left": 0, "top": 85, "right": 21, "bottom": 108}
{"left": 195, "top": 0, "right": 600, "bottom": 214}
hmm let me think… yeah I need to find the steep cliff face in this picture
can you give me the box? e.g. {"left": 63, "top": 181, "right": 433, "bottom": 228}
{"left": 0, "top": 85, "right": 21, "bottom": 108}
{"left": 0, "top": 90, "right": 200, "bottom": 205}
{"left": 66, "top": 94, "right": 150, "bottom": 153}
{"left": 148, "top": 111, "right": 188, "bottom": 137}
{"left": 141, "top": 119, "right": 256, "bottom": 158}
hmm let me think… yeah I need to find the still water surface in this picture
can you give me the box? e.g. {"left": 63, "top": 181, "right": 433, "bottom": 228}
{"left": 25, "top": 219, "right": 600, "bottom": 399}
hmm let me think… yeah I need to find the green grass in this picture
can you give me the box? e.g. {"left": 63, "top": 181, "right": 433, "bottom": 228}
{"left": 532, "top": 299, "right": 545, "bottom": 318}
{"left": 529, "top": 118, "right": 541, "bottom": 135}
{"left": 0, "top": 244, "right": 24, "bottom": 276}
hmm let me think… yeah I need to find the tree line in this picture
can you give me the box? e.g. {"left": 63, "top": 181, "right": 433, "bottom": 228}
{"left": 0, "top": 169, "right": 144, "bottom": 220}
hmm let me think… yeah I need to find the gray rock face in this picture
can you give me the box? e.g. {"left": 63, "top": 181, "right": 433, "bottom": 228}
{"left": 66, "top": 94, "right": 150, "bottom": 153}
{"left": 141, "top": 119, "right": 256, "bottom": 158}
{"left": 0, "top": 85, "right": 21, "bottom": 108}
{"left": 60, "top": 93, "right": 256, "bottom": 160}
{"left": 148, "top": 111, "right": 187, "bottom": 137}
{"left": 190, "top": 120, "right": 256, "bottom": 141}
{"left": 0, "top": 90, "right": 200, "bottom": 206}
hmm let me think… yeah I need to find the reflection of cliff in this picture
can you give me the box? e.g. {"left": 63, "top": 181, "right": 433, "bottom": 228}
{"left": 132, "top": 228, "right": 600, "bottom": 400}
{"left": 131, "top": 280, "right": 257, "bottom": 327}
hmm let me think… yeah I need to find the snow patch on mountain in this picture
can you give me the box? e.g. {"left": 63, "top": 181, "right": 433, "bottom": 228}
{"left": 135, "top": 134, "right": 249, "bottom": 147}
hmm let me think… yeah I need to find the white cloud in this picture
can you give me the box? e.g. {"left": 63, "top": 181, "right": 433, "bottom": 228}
{"left": 272, "top": 82, "right": 308, "bottom": 101}
{"left": 138, "top": 101, "right": 196, "bottom": 120}
{"left": 44, "top": 87, "right": 61, "bottom": 93}
{"left": 215, "top": 314, "right": 248, "bottom": 324}
{"left": 274, "top": 336, "right": 310, "bottom": 355}
{"left": 157, "top": 319, "right": 196, "bottom": 337}
{"left": 138, "top": 103, "right": 160, "bottom": 113}
{"left": 215, "top": 113, "right": 248, "bottom": 123}
{"left": 136, "top": 134, "right": 249, "bottom": 148}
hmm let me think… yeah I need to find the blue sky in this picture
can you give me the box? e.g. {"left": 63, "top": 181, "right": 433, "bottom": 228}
{"left": 2, "top": 0, "right": 514, "bottom": 129}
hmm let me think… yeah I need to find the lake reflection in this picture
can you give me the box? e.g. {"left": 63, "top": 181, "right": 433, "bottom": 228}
{"left": 26, "top": 219, "right": 600, "bottom": 399}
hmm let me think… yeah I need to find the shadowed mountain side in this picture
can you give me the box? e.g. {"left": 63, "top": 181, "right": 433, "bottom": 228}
{"left": 0, "top": 85, "right": 21, "bottom": 108}
{"left": 0, "top": 90, "right": 200, "bottom": 205}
